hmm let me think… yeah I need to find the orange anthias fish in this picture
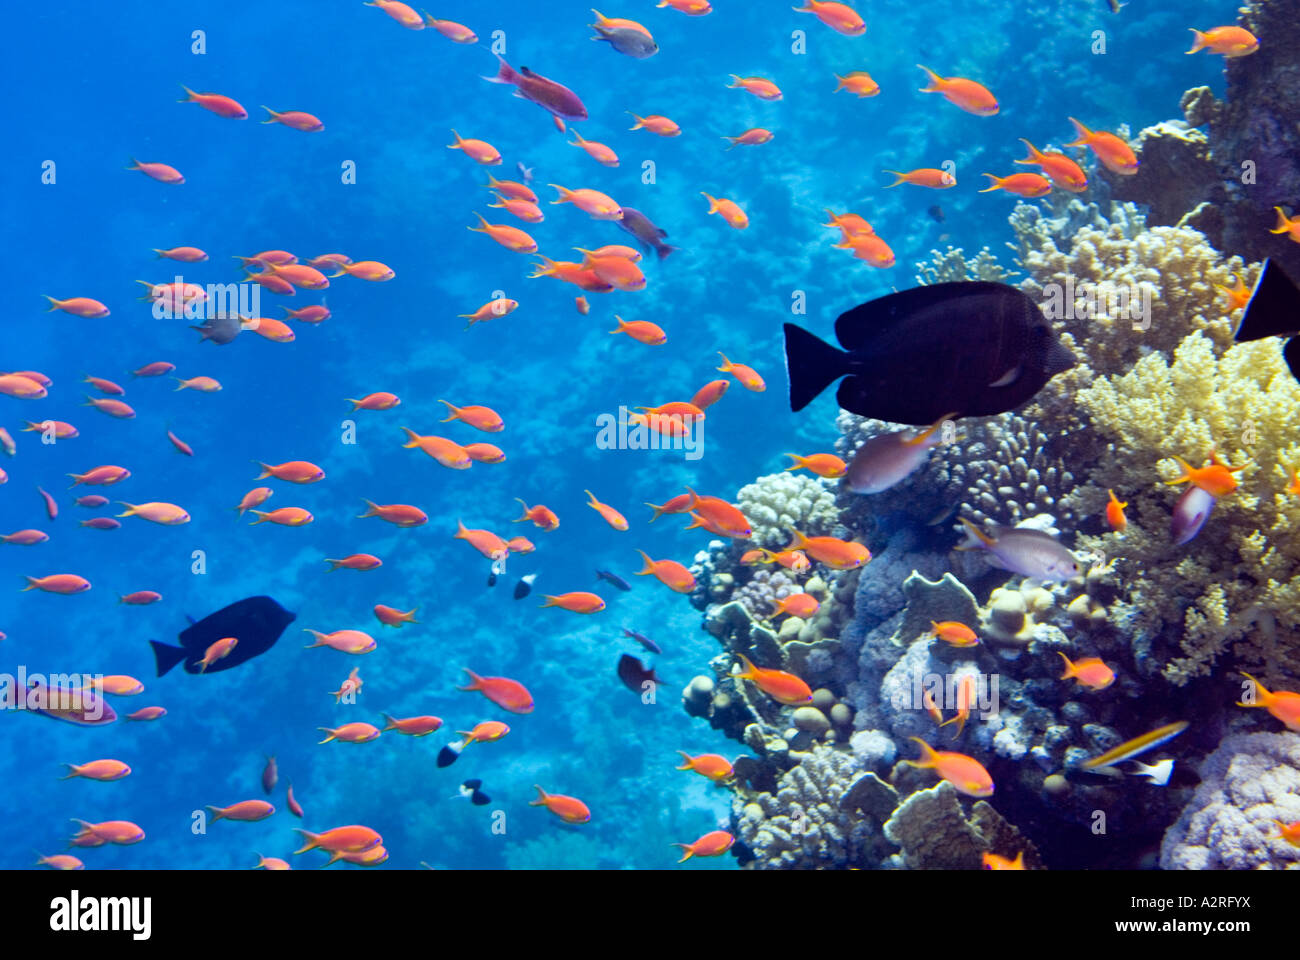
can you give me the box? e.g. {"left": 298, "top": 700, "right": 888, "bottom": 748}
{"left": 675, "top": 751, "right": 734, "bottom": 782}
{"left": 930, "top": 621, "right": 979, "bottom": 647}
{"left": 610, "top": 316, "right": 667, "bottom": 345}
{"left": 784, "top": 527, "right": 870, "bottom": 569}
{"left": 628, "top": 112, "right": 681, "bottom": 136}
{"left": 382, "top": 713, "right": 443, "bottom": 736}
{"left": 458, "top": 720, "right": 510, "bottom": 746}
{"left": 1105, "top": 489, "right": 1128, "bottom": 532}
{"left": 206, "top": 800, "right": 276, "bottom": 822}
{"left": 793, "top": 1, "right": 866, "bottom": 36}
{"left": 454, "top": 520, "right": 509, "bottom": 560}
{"left": 883, "top": 168, "right": 956, "bottom": 189}
{"left": 365, "top": 0, "right": 424, "bottom": 29}
{"left": 1237, "top": 673, "right": 1300, "bottom": 731}
{"left": 728, "top": 75, "right": 782, "bottom": 100}
{"left": 357, "top": 499, "right": 428, "bottom": 527}
{"left": 550, "top": 184, "right": 622, "bottom": 220}
{"left": 439, "top": 399, "right": 503, "bottom": 432}
{"left": 197, "top": 636, "right": 238, "bottom": 673}
{"left": 784, "top": 453, "right": 847, "bottom": 478}
{"left": 979, "top": 172, "right": 1052, "bottom": 198}
{"left": 902, "top": 737, "right": 994, "bottom": 796}
{"left": 1015, "top": 139, "right": 1087, "bottom": 192}
{"left": 635, "top": 549, "right": 697, "bottom": 593}
{"left": 425, "top": 14, "right": 476, "bottom": 41}
{"left": 530, "top": 785, "right": 591, "bottom": 823}
{"left": 515, "top": 499, "right": 560, "bottom": 531}
{"left": 540, "top": 592, "right": 606, "bottom": 614}
{"left": 400, "top": 429, "right": 472, "bottom": 469}
{"left": 834, "top": 71, "right": 879, "bottom": 97}
{"left": 256, "top": 460, "right": 325, "bottom": 483}
{"left": 835, "top": 232, "right": 895, "bottom": 268}
{"left": 682, "top": 488, "right": 751, "bottom": 538}
{"left": 178, "top": 85, "right": 247, "bottom": 118}
{"left": 1216, "top": 275, "right": 1252, "bottom": 312}
{"left": 1066, "top": 118, "right": 1139, "bottom": 175}
{"left": 318, "top": 722, "right": 381, "bottom": 744}
{"left": 1058, "top": 652, "right": 1116, "bottom": 691}
{"left": 772, "top": 593, "right": 819, "bottom": 619}
{"left": 1163, "top": 448, "right": 1247, "bottom": 497}
{"left": 374, "top": 604, "right": 419, "bottom": 627}
{"left": 1270, "top": 207, "right": 1300, "bottom": 244}
{"left": 458, "top": 669, "right": 534, "bottom": 714}
{"left": 723, "top": 128, "right": 775, "bottom": 149}
{"left": 916, "top": 64, "right": 998, "bottom": 116}
{"left": 569, "top": 130, "right": 619, "bottom": 167}
{"left": 673, "top": 830, "right": 735, "bottom": 863}
{"left": 716, "top": 352, "right": 764, "bottom": 391}
{"left": 468, "top": 213, "right": 537, "bottom": 253}
{"left": 982, "top": 851, "right": 1026, "bottom": 870}
{"left": 1185, "top": 26, "right": 1259, "bottom": 57}
{"left": 733, "top": 653, "right": 812, "bottom": 705}
{"left": 585, "top": 489, "right": 628, "bottom": 530}
{"left": 701, "top": 193, "right": 749, "bottom": 229}
{"left": 691, "top": 379, "right": 730, "bottom": 410}
{"left": 939, "top": 675, "right": 976, "bottom": 738}
{"left": 447, "top": 129, "right": 502, "bottom": 165}
{"left": 260, "top": 106, "right": 324, "bottom": 132}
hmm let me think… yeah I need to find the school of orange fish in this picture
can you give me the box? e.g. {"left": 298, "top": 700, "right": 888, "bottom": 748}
{"left": 14, "top": 1, "right": 1300, "bottom": 871}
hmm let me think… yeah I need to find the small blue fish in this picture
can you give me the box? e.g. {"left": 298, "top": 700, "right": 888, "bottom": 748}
{"left": 596, "top": 569, "right": 631, "bottom": 591}
{"left": 623, "top": 628, "right": 661, "bottom": 655}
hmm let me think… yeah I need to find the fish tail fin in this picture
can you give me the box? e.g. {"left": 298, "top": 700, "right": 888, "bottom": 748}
{"left": 1015, "top": 138, "right": 1044, "bottom": 165}
{"left": 643, "top": 501, "right": 666, "bottom": 522}
{"left": 59, "top": 764, "right": 79, "bottom": 780}
{"left": 292, "top": 829, "right": 319, "bottom": 854}
{"left": 457, "top": 668, "right": 484, "bottom": 691}
{"left": 881, "top": 169, "right": 906, "bottom": 188}
{"left": 43, "top": 295, "right": 62, "bottom": 311}
{"left": 205, "top": 806, "right": 224, "bottom": 822}
{"left": 955, "top": 517, "right": 994, "bottom": 551}
{"left": 904, "top": 736, "right": 938, "bottom": 768}
{"left": 356, "top": 498, "right": 380, "bottom": 518}
{"left": 316, "top": 728, "right": 337, "bottom": 744}
{"left": 513, "top": 498, "right": 532, "bottom": 522}
{"left": 672, "top": 843, "right": 695, "bottom": 863}
{"left": 259, "top": 106, "right": 278, "bottom": 123}
{"left": 783, "top": 526, "right": 811, "bottom": 552}
{"left": 656, "top": 243, "right": 678, "bottom": 260}
{"left": 675, "top": 751, "right": 694, "bottom": 770}
{"left": 782, "top": 322, "right": 850, "bottom": 412}
{"left": 482, "top": 55, "right": 517, "bottom": 85}
{"left": 977, "top": 173, "right": 1003, "bottom": 193}
{"left": 538, "top": 595, "right": 560, "bottom": 608}
{"left": 635, "top": 549, "right": 656, "bottom": 575}
{"left": 783, "top": 454, "right": 807, "bottom": 471}
{"left": 149, "top": 640, "right": 188, "bottom": 677}
{"left": 915, "top": 64, "right": 942, "bottom": 91}
{"left": 253, "top": 461, "right": 273, "bottom": 479}
{"left": 1237, "top": 672, "right": 1273, "bottom": 708}
{"left": 1271, "top": 207, "right": 1293, "bottom": 234}
{"left": 438, "top": 399, "right": 459, "bottom": 422}
{"left": 528, "top": 784, "right": 548, "bottom": 806}
{"left": 700, "top": 192, "right": 719, "bottom": 213}
{"left": 1234, "top": 259, "right": 1300, "bottom": 342}
{"left": 1057, "top": 651, "right": 1076, "bottom": 680}
{"left": 1185, "top": 28, "right": 1207, "bottom": 54}
{"left": 454, "top": 518, "right": 468, "bottom": 538}
{"left": 381, "top": 713, "right": 399, "bottom": 731}
{"left": 609, "top": 315, "right": 629, "bottom": 334}
{"left": 1064, "top": 116, "right": 1092, "bottom": 147}
{"left": 733, "top": 653, "right": 757, "bottom": 680}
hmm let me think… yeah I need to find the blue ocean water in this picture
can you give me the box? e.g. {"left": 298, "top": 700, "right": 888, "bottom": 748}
{"left": 2, "top": 0, "right": 1231, "bottom": 870}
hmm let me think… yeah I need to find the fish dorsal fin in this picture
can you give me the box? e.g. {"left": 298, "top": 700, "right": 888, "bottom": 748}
{"left": 833, "top": 281, "right": 1013, "bottom": 353}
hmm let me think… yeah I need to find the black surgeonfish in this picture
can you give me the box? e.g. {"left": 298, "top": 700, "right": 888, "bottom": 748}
{"left": 617, "top": 654, "right": 665, "bottom": 694}
{"left": 783, "top": 281, "right": 1075, "bottom": 425}
{"left": 149, "top": 596, "right": 295, "bottom": 677}
{"left": 1232, "top": 258, "right": 1300, "bottom": 382}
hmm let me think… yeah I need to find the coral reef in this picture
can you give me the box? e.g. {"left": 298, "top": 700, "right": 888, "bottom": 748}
{"left": 736, "top": 472, "right": 841, "bottom": 550}
{"left": 882, "top": 781, "right": 1043, "bottom": 870}
{"left": 1072, "top": 332, "right": 1300, "bottom": 685}
{"left": 1161, "top": 732, "right": 1300, "bottom": 870}
{"left": 914, "top": 245, "right": 1018, "bottom": 286}
{"left": 1097, "top": 0, "right": 1300, "bottom": 279}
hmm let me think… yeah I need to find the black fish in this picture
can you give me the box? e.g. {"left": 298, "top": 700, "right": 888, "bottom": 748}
{"left": 1233, "top": 258, "right": 1300, "bottom": 383}
{"left": 927, "top": 204, "right": 945, "bottom": 223}
{"left": 617, "top": 654, "right": 665, "bottom": 694}
{"left": 190, "top": 314, "right": 244, "bottom": 345}
{"left": 622, "top": 627, "right": 661, "bottom": 654}
{"left": 617, "top": 207, "right": 678, "bottom": 260}
{"left": 149, "top": 596, "right": 295, "bottom": 677}
{"left": 784, "top": 281, "right": 1075, "bottom": 425}
{"left": 514, "top": 573, "right": 537, "bottom": 600}
{"left": 437, "top": 742, "right": 463, "bottom": 768}
{"left": 487, "top": 572, "right": 497, "bottom": 588}
{"left": 596, "top": 569, "right": 631, "bottom": 591}
{"left": 457, "top": 779, "right": 491, "bottom": 805}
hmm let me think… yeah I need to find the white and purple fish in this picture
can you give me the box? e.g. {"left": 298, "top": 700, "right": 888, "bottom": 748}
{"left": 1171, "top": 484, "right": 1216, "bottom": 545}
{"left": 958, "top": 518, "right": 1082, "bottom": 581}
{"left": 845, "top": 417, "right": 949, "bottom": 494}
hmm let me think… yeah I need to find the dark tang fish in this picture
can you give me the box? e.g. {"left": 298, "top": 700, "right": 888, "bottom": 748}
{"left": 191, "top": 314, "right": 243, "bottom": 345}
{"left": 150, "top": 595, "right": 296, "bottom": 676}
{"left": 1233, "top": 258, "right": 1300, "bottom": 383}
{"left": 617, "top": 654, "right": 665, "bottom": 693}
{"left": 784, "top": 281, "right": 1075, "bottom": 425}
{"left": 483, "top": 55, "right": 587, "bottom": 122}
{"left": 617, "top": 207, "right": 677, "bottom": 260}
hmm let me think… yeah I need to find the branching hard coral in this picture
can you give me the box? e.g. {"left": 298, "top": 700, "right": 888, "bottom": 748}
{"left": 835, "top": 410, "right": 1091, "bottom": 531}
{"left": 914, "top": 245, "right": 1018, "bottom": 286}
{"left": 1071, "top": 331, "right": 1300, "bottom": 685}
{"left": 1160, "top": 732, "right": 1300, "bottom": 870}
{"left": 733, "top": 743, "right": 884, "bottom": 869}
{"left": 737, "top": 472, "right": 841, "bottom": 549}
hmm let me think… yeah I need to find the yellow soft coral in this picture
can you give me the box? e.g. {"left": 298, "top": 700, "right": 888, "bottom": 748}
{"left": 1072, "top": 332, "right": 1300, "bottom": 684}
